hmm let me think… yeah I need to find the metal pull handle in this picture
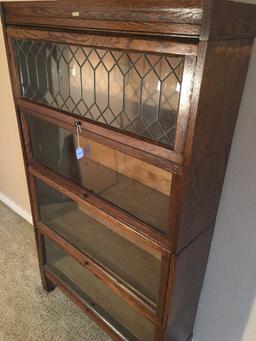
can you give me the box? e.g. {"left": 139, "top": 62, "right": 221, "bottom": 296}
{"left": 80, "top": 192, "right": 88, "bottom": 199}
{"left": 75, "top": 121, "right": 82, "bottom": 127}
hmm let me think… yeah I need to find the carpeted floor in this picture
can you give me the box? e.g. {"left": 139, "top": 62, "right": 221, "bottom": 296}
{"left": 0, "top": 201, "right": 111, "bottom": 341}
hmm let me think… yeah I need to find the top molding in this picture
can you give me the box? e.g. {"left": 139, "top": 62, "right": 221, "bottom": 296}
{"left": 1, "top": 0, "right": 256, "bottom": 40}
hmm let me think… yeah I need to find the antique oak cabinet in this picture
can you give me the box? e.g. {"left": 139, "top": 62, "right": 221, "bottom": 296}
{"left": 1, "top": 1, "right": 256, "bottom": 340}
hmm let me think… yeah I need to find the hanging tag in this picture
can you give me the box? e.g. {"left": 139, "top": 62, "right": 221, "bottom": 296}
{"left": 76, "top": 146, "right": 84, "bottom": 160}
{"left": 75, "top": 122, "right": 84, "bottom": 160}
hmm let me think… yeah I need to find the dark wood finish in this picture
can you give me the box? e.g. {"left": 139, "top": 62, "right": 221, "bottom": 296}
{"left": 5, "top": 31, "right": 20, "bottom": 100}
{"left": 19, "top": 111, "right": 33, "bottom": 161}
{"left": 28, "top": 176, "right": 41, "bottom": 224}
{"left": 165, "top": 225, "right": 214, "bottom": 341}
{"left": 2, "top": 1, "right": 256, "bottom": 340}
{"left": 7, "top": 17, "right": 201, "bottom": 38}
{"left": 163, "top": 254, "right": 176, "bottom": 327}
{"left": 156, "top": 252, "right": 172, "bottom": 320}
{"left": 174, "top": 39, "right": 253, "bottom": 253}
{"left": 3, "top": 1, "right": 203, "bottom": 38}
{"left": 35, "top": 229, "right": 55, "bottom": 292}
{"left": 174, "top": 54, "right": 197, "bottom": 154}
{"left": 201, "top": 0, "right": 256, "bottom": 41}
{"left": 5, "top": 0, "right": 256, "bottom": 40}
{"left": 7, "top": 27, "right": 198, "bottom": 56}
{"left": 164, "top": 38, "right": 253, "bottom": 340}
{"left": 4, "top": 0, "right": 256, "bottom": 40}
{"left": 3, "top": 0, "right": 203, "bottom": 24}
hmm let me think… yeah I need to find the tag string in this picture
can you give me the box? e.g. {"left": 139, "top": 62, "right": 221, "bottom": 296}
{"left": 76, "top": 124, "right": 82, "bottom": 148}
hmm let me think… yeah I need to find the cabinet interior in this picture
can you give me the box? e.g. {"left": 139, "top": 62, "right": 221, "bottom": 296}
{"left": 36, "top": 178, "right": 163, "bottom": 306}
{"left": 27, "top": 113, "right": 173, "bottom": 234}
{"left": 45, "top": 237, "right": 156, "bottom": 341}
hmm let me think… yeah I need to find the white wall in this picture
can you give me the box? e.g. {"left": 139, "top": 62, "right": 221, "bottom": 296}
{"left": 0, "top": 2, "right": 32, "bottom": 223}
{"left": 193, "top": 39, "right": 256, "bottom": 341}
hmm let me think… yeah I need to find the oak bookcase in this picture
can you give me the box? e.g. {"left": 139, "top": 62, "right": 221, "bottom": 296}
{"left": 1, "top": 1, "right": 256, "bottom": 340}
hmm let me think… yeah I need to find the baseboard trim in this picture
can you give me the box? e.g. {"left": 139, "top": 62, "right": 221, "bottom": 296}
{"left": 0, "top": 193, "right": 33, "bottom": 225}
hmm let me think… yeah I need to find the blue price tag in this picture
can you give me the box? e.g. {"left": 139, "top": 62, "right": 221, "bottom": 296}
{"left": 76, "top": 147, "right": 84, "bottom": 160}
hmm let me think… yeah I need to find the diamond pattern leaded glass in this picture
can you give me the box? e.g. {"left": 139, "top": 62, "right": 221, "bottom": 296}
{"left": 14, "top": 39, "right": 184, "bottom": 148}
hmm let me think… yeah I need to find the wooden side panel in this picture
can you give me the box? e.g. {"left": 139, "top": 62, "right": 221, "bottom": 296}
{"left": 174, "top": 39, "right": 253, "bottom": 253}
{"left": 165, "top": 225, "right": 214, "bottom": 341}
{"left": 164, "top": 38, "right": 253, "bottom": 341}
{"left": 201, "top": 0, "right": 256, "bottom": 41}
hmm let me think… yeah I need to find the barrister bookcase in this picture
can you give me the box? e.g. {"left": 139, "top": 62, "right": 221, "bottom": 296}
{"left": 1, "top": 1, "right": 256, "bottom": 340}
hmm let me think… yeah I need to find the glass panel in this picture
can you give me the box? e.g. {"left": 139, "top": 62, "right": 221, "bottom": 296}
{"left": 45, "top": 237, "right": 156, "bottom": 341}
{"left": 14, "top": 39, "right": 184, "bottom": 149}
{"left": 36, "top": 179, "right": 162, "bottom": 305}
{"left": 27, "top": 114, "right": 172, "bottom": 233}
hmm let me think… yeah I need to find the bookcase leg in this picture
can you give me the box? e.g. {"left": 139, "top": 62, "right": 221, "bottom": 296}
{"left": 42, "top": 272, "right": 56, "bottom": 292}
{"left": 34, "top": 228, "right": 55, "bottom": 292}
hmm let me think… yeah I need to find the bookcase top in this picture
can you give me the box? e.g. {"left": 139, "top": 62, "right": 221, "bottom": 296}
{"left": 1, "top": 0, "right": 256, "bottom": 40}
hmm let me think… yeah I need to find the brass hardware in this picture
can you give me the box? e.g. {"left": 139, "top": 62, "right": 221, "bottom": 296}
{"left": 80, "top": 193, "right": 87, "bottom": 199}
{"left": 72, "top": 11, "right": 80, "bottom": 17}
{"left": 75, "top": 121, "right": 82, "bottom": 127}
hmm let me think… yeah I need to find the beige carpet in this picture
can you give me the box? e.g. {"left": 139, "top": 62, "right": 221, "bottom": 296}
{"left": 0, "top": 201, "right": 111, "bottom": 341}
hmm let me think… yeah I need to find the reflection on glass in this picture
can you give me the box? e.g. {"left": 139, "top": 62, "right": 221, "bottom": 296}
{"left": 14, "top": 39, "right": 184, "bottom": 148}
{"left": 45, "top": 238, "right": 156, "bottom": 341}
{"left": 36, "top": 179, "right": 162, "bottom": 304}
{"left": 28, "top": 114, "right": 172, "bottom": 233}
